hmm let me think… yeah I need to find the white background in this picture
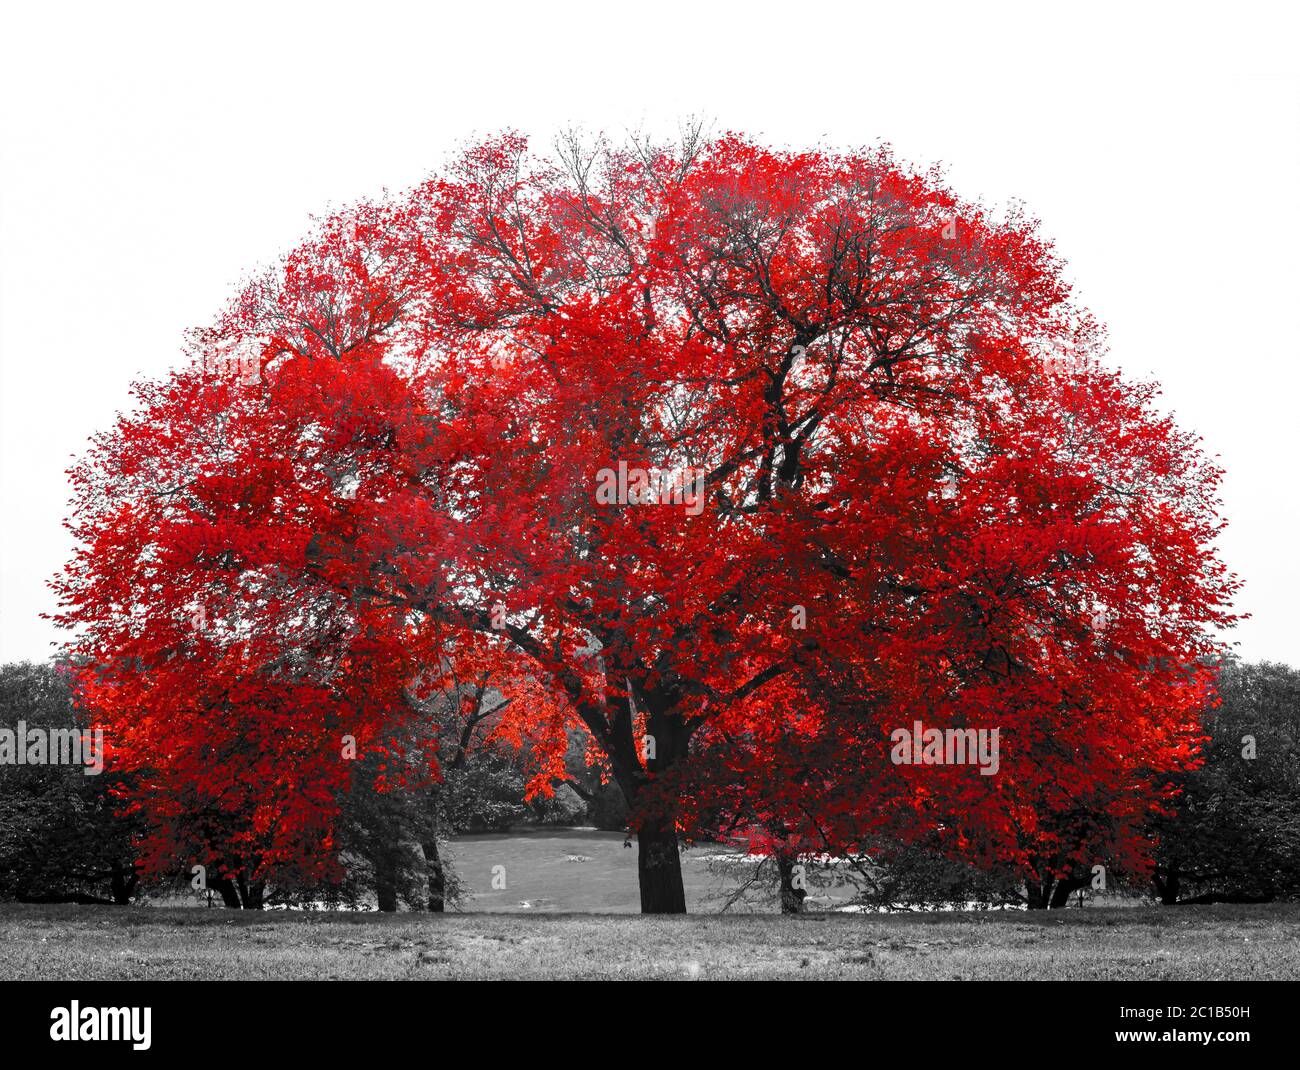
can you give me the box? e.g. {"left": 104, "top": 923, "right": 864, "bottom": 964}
{"left": 2, "top": 1, "right": 1297, "bottom": 664}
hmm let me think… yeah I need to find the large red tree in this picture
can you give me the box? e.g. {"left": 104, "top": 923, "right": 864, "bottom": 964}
{"left": 56, "top": 130, "right": 1236, "bottom": 912}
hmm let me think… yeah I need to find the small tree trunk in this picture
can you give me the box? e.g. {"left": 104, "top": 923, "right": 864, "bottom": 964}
{"left": 637, "top": 815, "right": 686, "bottom": 914}
{"left": 375, "top": 849, "right": 399, "bottom": 913}
{"left": 1154, "top": 862, "right": 1181, "bottom": 905}
{"left": 775, "top": 850, "right": 807, "bottom": 914}
{"left": 422, "top": 839, "right": 445, "bottom": 913}
{"left": 421, "top": 790, "right": 445, "bottom": 912}
{"left": 109, "top": 862, "right": 138, "bottom": 905}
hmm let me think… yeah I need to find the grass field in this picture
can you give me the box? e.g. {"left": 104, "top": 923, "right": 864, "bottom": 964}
{"left": 4, "top": 832, "right": 1296, "bottom": 980}
{"left": 3, "top": 902, "right": 1298, "bottom": 980}
{"left": 449, "top": 828, "right": 858, "bottom": 912}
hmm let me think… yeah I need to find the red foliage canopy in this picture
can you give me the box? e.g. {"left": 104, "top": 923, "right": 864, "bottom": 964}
{"left": 55, "top": 130, "right": 1237, "bottom": 910}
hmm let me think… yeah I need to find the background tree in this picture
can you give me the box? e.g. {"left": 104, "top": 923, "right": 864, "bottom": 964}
{"left": 0, "top": 661, "right": 142, "bottom": 904}
{"left": 1152, "top": 660, "right": 1300, "bottom": 904}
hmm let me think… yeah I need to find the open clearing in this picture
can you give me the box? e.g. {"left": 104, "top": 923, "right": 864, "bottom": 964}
{"left": 449, "top": 828, "right": 858, "bottom": 912}
{"left": 3, "top": 902, "right": 1298, "bottom": 980}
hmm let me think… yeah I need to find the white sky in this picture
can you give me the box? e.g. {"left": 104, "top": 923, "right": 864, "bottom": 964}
{"left": 2, "top": 1, "right": 1297, "bottom": 666}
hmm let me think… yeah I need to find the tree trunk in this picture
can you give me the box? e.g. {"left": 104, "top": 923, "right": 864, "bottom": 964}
{"left": 375, "top": 849, "right": 399, "bottom": 912}
{"left": 109, "top": 862, "right": 138, "bottom": 905}
{"left": 210, "top": 877, "right": 243, "bottom": 909}
{"left": 603, "top": 684, "right": 689, "bottom": 914}
{"left": 1049, "top": 876, "right": 1086, "bottom": 909}
{"left": 775, "top": 850, "right": 807, "bottom": 914}
{"left": 1025, "top": 879, "right": 1052, "bottom": 909}
{"left": 636, "top": 815, "right": 686, "bottom": 914}
{"left": 421, "top": 837, "right": 445, "bottom": 913}
{"left": 1154, "top": 862, "right": 1181, "bottom": 905}
{"left": 235, "top": 874, "right": 264, "bottom": 909}
{"left": 418, "top": 786, "right": 446, "bottom": 912}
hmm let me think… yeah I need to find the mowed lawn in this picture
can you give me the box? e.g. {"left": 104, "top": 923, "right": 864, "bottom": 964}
{"left": 4, "top": 902, "right": 1299, "bottom": 980}
{"left": 3, "top": 832, "right": 1296, "bottom": 980}
{"left": 449, "top": 828, "right": 856, "bottom": 912}
{"left": 454, "top": 828, "right": 714, "bottom": 912}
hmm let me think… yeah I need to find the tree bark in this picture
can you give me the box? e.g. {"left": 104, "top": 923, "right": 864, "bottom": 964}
{"left": 775, "top": 849, "right": 807, "bottom": 914}
{"left": 421, "top": 838, "right": 445, "bottom": 912}
{"left": 1025, "top": 879, "right": 1052, "bottom": 909}
{"left": 1153, "top": 862, "right": 1181, "bottom": 905}
{"left": 210, "top": 877, "right": 243, "bottom": 908}
{"left": 1049, "top": 876, "right": 1086, "bottom": 908}
{"left": 235, "top": 874, "right": 264, "bottom": 909}
{"left": 109, "top": 862, "right": 138, "bottom": 905}
{"left": 418, "top": 784, "right": 446, "bottom": 912}
{"left": 375, "top": 849, "right": 399, "bottom": 913}
{"left": 636, "top": 815, "right": 686, "bottom": 914}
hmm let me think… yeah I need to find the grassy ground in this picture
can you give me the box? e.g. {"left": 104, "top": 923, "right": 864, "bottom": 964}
{"left": 449, "top": 828, "right": 858, "bottom": 912}
{"left": 3, "top": 902, "right": 1298, "bottom": 980}
{"left": 5, "top": 833, "right": 1294, "bottom": 980}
